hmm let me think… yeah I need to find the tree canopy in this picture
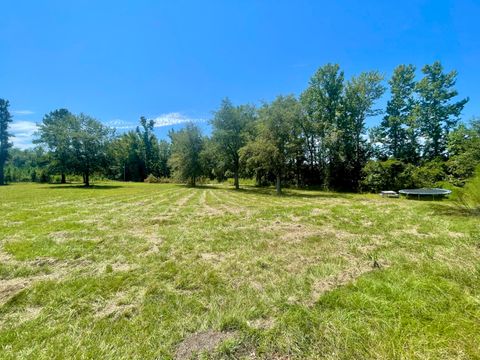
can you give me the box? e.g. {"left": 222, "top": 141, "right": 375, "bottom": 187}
{"left": 3, "top": 61, "right": 475, "bottom": 193}
{"left": 0, "top": 99, "right": 13, "bottom": 185}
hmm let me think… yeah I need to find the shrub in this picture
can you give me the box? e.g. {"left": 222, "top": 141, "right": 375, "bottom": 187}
{"left": 144, "top": 174, "right": 159, "bottom": 183}
{"left": 144, "top": 174, "right": 176, "bottom": 184}
{"left": 361, "top": 159, "right": 409, "bottom": 192}
{"left": 411, "top": 159, "right": 447, "bottom": 188}
{"left": 446, "top": 152, "right": 479, "bottom": 186}
{"left": 454, "top": 167, "right": 480, "bottom": 213}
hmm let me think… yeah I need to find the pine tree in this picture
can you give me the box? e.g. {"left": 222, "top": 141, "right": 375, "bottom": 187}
{"left": 416, "top": 61, "right": 469, "bottom": 159}
{"left": 379, "top": 64, "right": 418, "bottom": 161}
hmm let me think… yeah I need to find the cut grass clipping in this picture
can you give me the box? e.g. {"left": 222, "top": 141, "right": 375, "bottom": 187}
{"left": 0, "top": 182, "right": 479, "bottom": 359}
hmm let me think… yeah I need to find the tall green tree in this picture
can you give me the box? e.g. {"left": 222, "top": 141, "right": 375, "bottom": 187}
{"left": 137, "top": 116, "right": 160, "bottom": 177}
{"left": 70, "top": 114, "right": 113, "bottom": 187}
{"left": 35, "top": 109, "right": 76, "bottom": 183}
{"left": 0, "top": 99, "right": 13, "bottom": 185}
{"left": 339, "top": 71, "right": 385, "bottom": 190}
{"left": 379, "top": 64, "right": 419, "bottom": 161}
{"left": 168, "top": 123, "right": 204, "bottom": 186}
{"left": 158, "top": 140, "right": 171, "bottom": 178}
{"left": 241, "top": 95, "right": 301, "bottom": 195}
{"left": 211, "top": 98, "right": 256, "bottom": 189}
{"left": 416, "top": 61, "right": 469, "bottom": 159}
{"left": 300, "top": 64, "right": 344, "bottom": 185}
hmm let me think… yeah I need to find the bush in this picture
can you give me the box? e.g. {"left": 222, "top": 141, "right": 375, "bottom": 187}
{"left": 39, "top": 170, "right": 50, "bottom": 183}
{"left": 446, "top": 152, "right": 479, "bottom": 186}
{"left": 144, "top": 174, "right": 175, "bottom": 183}
{"left": 361, "top": 159, "right": 410, "bottom": 193}
{"left": 144, "top": 174, "right": 159, "bottom": 183}
{"left": 361, "top": 159, "right": 451, "bottom": 193}
{"left": 411, "top": 159, "right": 447, "bottom": 188}
{"left": 454, "top": 167, "right": 480, "bottom": 213}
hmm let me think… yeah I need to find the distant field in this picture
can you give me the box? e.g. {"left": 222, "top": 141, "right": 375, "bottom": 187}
{"left": 0, "top": 182, "right": 479, "bottom": 359}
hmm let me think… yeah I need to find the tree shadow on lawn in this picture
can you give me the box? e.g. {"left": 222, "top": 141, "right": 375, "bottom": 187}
{"left": 430, "top": 203, "right": 480, "bottom": 218}
{"left": 43, "top": 184, "right": 124, "bottom": 190}
{"left": 190, "top": 183, "right": 351, "bottom": 199}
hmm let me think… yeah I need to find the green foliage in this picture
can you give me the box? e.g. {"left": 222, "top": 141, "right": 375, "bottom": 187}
{"left": 410, "top": 159, "right": 447, "bottom": 188}
{"left": 143, "top": 174, "right": 159, "bottom": 183}
{"left": 35, "top": 109, "right": 77, "bottom": 183}
{"left": 454, "top": 166, "right": 480, "bottom": 213}
{"left": 0, "top": 98, "right": 13, "bottom": 185}
{"left": 361, "top": 158, "right": 454, "bottom": 192}
{"left": 35, "top": 110, "right": 113, "bottom": 186}
{"left": 240, "top": 95, "right": 301, "bottom": 194}
{"left": 338, "top": 71, "right": 385, "bottom": 190}
{"left": 299, "top": 64, "right": 344, "bottom": 185}
{"left": 168, "top": 123, "right": 204, "bottom": 186}
{"left": 4, "top": 148, "right": 50, "bottom": 182}
{"left": 446, "top": 119, "right": 480, "bottom": 185}
{"left": 70, "top": 114, "right": 113, "bottom": 186}
{"left": 143, "top": 174, "right": 173, "bottom": 183}
{"left": 416, "top": 61, "right": 469, "bottom": 159}
{"left": 361, "top": 159, "right": 414, "bottom": 192}
{"left": 107, "top": 119, "right": 171, "bottom": 182}
{"left": 211, "top": 98, "right": 256, "bottom": 189}
{"left": 376, "top": 64, "right": 419, "bottom": 162}
{"left": 5, "top": 61, "right": 477, "bottom": 192}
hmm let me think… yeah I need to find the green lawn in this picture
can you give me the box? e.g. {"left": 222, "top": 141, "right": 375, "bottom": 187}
{"left": 0, "top": 182, "right": 479, "bottom": 359}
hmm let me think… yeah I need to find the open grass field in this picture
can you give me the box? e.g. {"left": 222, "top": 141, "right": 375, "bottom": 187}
{"left": 0, "top": 182, "right": 479, "bottom": 359}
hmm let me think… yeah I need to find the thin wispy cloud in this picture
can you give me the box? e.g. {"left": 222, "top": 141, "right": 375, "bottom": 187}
{"left": 104, "top": 119, "right": 136, "bottom": 130}
{"left": 153, "top": 112, "right": 207, "bottom": 127}
{"left": 12, "top": 110, "right": 35, "bottom": 115}
{"left": 105, "top": 113, "right": 207, "bottom": 131}
{"left": 10, "top": 120, "right": 38, "bottom": 150}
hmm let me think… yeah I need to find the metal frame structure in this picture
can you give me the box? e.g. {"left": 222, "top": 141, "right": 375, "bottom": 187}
{"left": 398, "top": 188, "right": 452, "bottom": 200}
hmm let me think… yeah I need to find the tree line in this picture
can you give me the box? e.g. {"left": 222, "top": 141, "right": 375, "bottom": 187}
{"left": 1, "top": 61, "right": 478, "bottom": 193}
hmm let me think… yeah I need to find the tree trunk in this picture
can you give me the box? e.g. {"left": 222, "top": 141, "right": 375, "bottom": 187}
{"left": 61, "top": 173, "right": 66, "bottom": 184}
{"left": 234, "top": 171, "right": 239, "bottom": 190}
{"left": 192, "top": 175, "right": 196, "bottom": 187}
{"left": 0, "top": 165, "right": 4, "bottom": 186}
{"left": 84, "top": 171, "right": 90, "bottom": 187}
{"left": 275, "top": 174, "right": 281, "bottom": 195}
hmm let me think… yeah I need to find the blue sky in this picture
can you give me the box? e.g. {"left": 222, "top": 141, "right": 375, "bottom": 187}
{"left": 1, "top": 0, "right": 479, "bottom": 149}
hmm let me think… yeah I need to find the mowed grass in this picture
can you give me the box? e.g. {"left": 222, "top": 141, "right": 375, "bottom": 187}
{"left": 0, "top": 182, "right": 479, "bottom": 359}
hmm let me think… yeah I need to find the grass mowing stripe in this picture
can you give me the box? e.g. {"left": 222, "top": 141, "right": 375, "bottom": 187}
{"left": 0, "top": 182, "right": 478, "bottom": 359}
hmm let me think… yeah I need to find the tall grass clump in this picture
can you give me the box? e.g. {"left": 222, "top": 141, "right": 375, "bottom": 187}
{"left": 454, "top": 166, "right": 480, "bottom": 213}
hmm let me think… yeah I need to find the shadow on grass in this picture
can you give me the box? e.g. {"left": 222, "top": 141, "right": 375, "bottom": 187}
{"left": 186, "top": 183, "right": 351, "bottom": 199}
{"left": 44, "top": 184, "right": 124, "bottom": 190}
{"left": 430, "top": 203, "right": 480, "bottom": 217}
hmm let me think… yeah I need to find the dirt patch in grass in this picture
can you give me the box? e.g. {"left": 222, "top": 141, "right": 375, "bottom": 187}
{"left": 175, "top": 330, "right": 236, "bottom": 360}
